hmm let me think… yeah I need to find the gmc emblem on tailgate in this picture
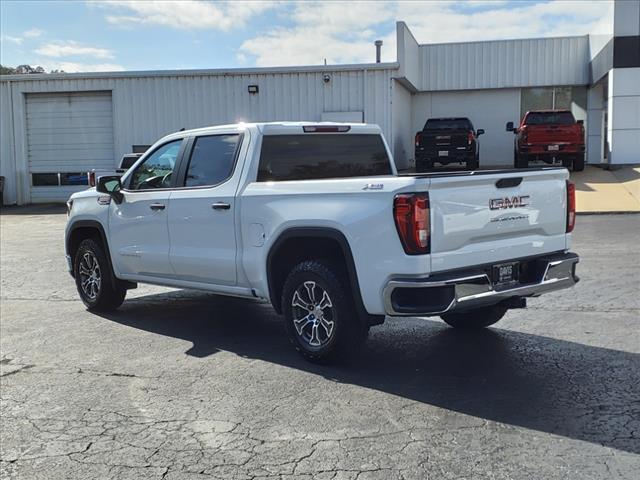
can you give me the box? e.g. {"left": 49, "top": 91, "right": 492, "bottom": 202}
{"left": 489, "top": 195, "right": 530, "bottom": 210}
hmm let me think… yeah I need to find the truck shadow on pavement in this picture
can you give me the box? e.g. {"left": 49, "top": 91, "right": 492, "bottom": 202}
{"left": 98, "top": 290, "right": 639, "bottom": 455}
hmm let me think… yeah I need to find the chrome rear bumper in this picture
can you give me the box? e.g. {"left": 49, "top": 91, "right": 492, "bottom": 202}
{"left": 383, "top": 252, "right": 579, "bottom": 316}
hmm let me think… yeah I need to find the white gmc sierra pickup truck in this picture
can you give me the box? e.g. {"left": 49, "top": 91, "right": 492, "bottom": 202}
{"left": 65, "top": 122, "right": 579, "bottom": 362}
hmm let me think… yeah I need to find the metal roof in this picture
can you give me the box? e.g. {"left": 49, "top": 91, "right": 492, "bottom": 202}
{"left": 0, "top": 62, "right": 399, "bottom": 82}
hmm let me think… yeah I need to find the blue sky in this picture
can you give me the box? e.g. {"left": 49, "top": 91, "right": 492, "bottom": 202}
{"left": 0, "top": 1, "right": 613, "bottom": 73}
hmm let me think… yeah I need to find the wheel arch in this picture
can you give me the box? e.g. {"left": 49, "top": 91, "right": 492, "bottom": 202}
{"left": 266, "top": 227, "right": 383, "bottom": 326}
{"left": 66, "top": 220, "right": 115, "bottom": 283}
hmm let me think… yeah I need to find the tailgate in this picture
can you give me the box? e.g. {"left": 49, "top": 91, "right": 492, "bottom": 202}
{"left": 428, "top": 169, "right": 569, "bottom": 272}
{"left": 526, "top": 125, "right": 581, "bottom": 144}
{"left": 421, "top": 130, "right": 468, "bottom": 149}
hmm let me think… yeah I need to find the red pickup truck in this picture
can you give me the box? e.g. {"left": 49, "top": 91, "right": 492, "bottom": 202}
{"left": 507, "top": 110, "right": 585, "bottom": 171}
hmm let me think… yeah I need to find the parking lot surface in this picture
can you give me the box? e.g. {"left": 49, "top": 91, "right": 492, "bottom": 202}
{"left": 1, "top": 209, "right": 639, "bottom": 480}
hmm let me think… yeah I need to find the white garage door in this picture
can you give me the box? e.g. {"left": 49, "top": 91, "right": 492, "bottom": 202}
{"left": 26, "top": 91, "right": 114, "bottom": 202}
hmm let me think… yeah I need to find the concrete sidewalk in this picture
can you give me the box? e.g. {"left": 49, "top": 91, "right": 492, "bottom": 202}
{"left": 571, "top": 165, "right": 640, "bottom": 213}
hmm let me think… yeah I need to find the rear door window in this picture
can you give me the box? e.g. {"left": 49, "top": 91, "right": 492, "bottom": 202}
{"left": 184, "top": 134, "right": 240, "bottom": 187}
{"left": 257, "top": 134, "right": 391, "bottom": 182}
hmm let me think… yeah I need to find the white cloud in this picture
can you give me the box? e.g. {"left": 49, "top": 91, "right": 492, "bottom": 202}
{"left": 95, "top": 0, "right": 278, "bottom": 31}
{"left": 398, "top": 0, "right": 613, "bottom": 44}
{"left": 1, "top": 28, "right": 45, "bottom": 46}
{"left": 240, "top": 1, "right": 396, "bottom": 67}
{"left": 238, "top": 0, "right": 614, "bottom": 67}
{"left": 1, "top": 35, "right": 23, "bottom": 45}
{"left": 23, "top": 28, "right": 44, "bottom": 38}
{"left": 43, "top": 61, "right": 124, "bottom": 73}
{"left": 35, "top": 41, "right": 114, "bottom": 59}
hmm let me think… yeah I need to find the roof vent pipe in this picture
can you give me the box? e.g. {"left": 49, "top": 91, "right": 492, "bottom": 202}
{"left": 375, "top": 40, "right": 383, "bottom": 63}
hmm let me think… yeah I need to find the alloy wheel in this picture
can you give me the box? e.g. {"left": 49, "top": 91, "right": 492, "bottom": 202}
{"left": 79, "top": 251, "right": 101, "bottom": 300}
{"left": 291, "top": 281, "right": 335, "bottom": 348}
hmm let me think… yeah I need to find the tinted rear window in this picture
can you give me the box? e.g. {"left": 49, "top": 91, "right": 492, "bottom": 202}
{"left": 257, "top": 134, "right": 391, "bottom": 182}
{"left": 423, "top": 119, "right": 473, "bottom": 131}
{"left": 524, "top": 112, "right": 575, "bottom": 125}
{"left": 184, "top": 134, "right": 240, "bottom": 187}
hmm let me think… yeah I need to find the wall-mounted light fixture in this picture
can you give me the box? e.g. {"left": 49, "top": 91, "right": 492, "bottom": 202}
{"left": 248, "top": 85, "right": 259, "bottom": 94}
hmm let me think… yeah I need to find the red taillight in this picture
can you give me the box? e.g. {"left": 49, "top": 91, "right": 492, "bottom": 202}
{"left": 394, "top": 193, "right": 430, "bottom": 255}
{"left": 415, "top": 133, "right": 421, "bottom": 147}
{"left": 566, "top": 180, "right": 576, "bottom": 233}
{"left": 467, "top": 130, "right": 474, "bottom": 145}
{"left": 89, "top": 171, "right": 96, "bottom": 187}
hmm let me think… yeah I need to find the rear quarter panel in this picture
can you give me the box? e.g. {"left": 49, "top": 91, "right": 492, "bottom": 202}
{"left": 238, "top": 177, "right": 431, "bottom": 315}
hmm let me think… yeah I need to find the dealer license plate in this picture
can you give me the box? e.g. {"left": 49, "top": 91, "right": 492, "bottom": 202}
{"left": 438, "top": 150, "right": 449, "bottom": 157}
{"left": 492, "top": 262, "right": 519, "bottom": 286}
{"left": 548, "top": 145, "right": 559, "bottom": 151}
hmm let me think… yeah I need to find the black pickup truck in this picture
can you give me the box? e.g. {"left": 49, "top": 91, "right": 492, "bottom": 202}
{"left": 415, "top": 117, "right": 484, "bottom": 171}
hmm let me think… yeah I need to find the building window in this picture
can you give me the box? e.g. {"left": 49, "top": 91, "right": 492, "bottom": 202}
{"left": 31, "top": 173, "right": 88, "bottom": 187}
{"left": 32, "top": 173, "right": 60, "bottom": 187}
{"left": 132, "top": 145, "right": 151, "bottom": 154}
{"left": 520, "top": 87, "right": 586, "bottom": 121}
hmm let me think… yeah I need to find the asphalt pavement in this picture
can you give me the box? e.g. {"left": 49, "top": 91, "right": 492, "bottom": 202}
{"left": 1, "top": 209, "right": 639, "bottom": 479}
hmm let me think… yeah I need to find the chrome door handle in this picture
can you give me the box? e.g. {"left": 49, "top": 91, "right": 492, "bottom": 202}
{"left": 149, "top": 203, "right": 166, "bottom": 211}
{"left": 211, "top": 202, "right": 231, "bottom": 210}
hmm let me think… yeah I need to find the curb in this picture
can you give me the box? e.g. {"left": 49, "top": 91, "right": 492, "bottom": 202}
{"left": 577, "top": 211, "right": 640, "bottom": 215}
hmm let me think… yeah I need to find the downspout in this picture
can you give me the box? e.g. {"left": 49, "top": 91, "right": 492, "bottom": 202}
{"left": 363, "top": 68, "right": 368, "bottom": 124}
{"left": 8, "top": 81, "right": 21, "bottom": 205}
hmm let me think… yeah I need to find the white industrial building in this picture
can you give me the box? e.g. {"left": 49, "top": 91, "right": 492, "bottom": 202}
{"left": 1, "top": 0, "right": 638, "bottom": 205}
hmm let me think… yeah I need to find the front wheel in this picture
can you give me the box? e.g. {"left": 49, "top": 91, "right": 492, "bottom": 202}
{"left": 281, "top": 260, "right": 367, "bottom": 363}
{"left": 74, "top": 238, "right": 126, "bottom": 312}
{"left": 441, "top": 305, "right": 508, "bottom": 329}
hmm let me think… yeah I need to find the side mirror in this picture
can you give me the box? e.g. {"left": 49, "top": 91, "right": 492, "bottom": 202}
{"left": 476, "top": 128, "right": 485, "bottom": 136}
{"left": 96, "top": 175, "right": 123, "bottom": 204}
{"left": 577, "top": 119, "right": 584, "bottom": 125}
{"left": 506, "top": 122, "right": 514, "bottom": 132}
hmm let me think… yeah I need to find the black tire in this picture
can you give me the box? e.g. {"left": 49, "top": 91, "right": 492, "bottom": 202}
{"left": 514, "top": 153, "right": 528, "bottom": 169}
{"left": 441, "top": 305, "right": 508, "bottom": 329}
{"left": 572, "top": 153, "right": 585, "bottom": 172}
{"left": 466, "top": 155, "right": 479, "bottom": 170}
{"left": 74, "top": 238, "right": 126, "bottom": 312}
{"left": 281, "top": 259, "right": 367, "bottom": 363}
{"left": 416, "top": 160, "right": 433, "bottom": 172}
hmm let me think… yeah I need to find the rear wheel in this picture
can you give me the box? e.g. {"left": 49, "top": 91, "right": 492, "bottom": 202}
{"left": 74, "top": 238, "right": 126, "bottom": 312}
{"left": 416, "top": 159, "right": 433, "bottom": 172}
{"left": 441, "top": 305, "right": 508, "bottom": 329}
{"left": 281, "top": 259, "right": 367, "bottom": 363}
{"left": 572, "top": 153, "right": 585, "bottom": 172}
{"left": 514, "top": 153, "right": 528, "bottom": 169}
